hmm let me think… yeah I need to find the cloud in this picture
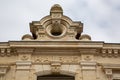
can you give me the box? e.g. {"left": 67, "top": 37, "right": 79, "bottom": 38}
{"left": 66, "top": 0, "right": 120, "bottom": 43}
{"left": 0, "top": 0, "right": 120, "bottom": 43}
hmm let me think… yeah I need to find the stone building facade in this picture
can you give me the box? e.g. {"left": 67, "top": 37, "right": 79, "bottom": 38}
{"left": 0, "top": 4, "right": 120, "bottom": 80}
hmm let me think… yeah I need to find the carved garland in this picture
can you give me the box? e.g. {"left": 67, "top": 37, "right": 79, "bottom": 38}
{"left": 34, "top": 56, "right": 80, "bottom": 64}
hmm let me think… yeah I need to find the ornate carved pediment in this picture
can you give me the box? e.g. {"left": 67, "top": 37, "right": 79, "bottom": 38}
{"left": 22, "top": 4, "right": 84, "bottom": 41}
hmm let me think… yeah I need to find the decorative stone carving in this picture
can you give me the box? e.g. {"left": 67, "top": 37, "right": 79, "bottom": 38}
{"left": 52, "top": 13, "right": 61, "bottom": 18}
{"left": 34, "top": 56, "right": 80, "bottom": 64}
{"left": 29, "top": 4, "right": 83, "bottom": 41}
{"left": 104, "top": 69, "right": 113, "bottom": 80}
{"left": 0, "top": 4, "right": 120, "bottom": 80}
{"left": 108, "top": 49, "right": 113, "bottom": 57}
{"left": 19, "top": 54, "right": 31, "bottom": 61}
{"left": 34, "top": 56, "right": 52, "bottom": 63}
{"left": 102, "top": 64, "right": 120, "bottom": 80}
{"left": 21, "top": 55, "right": 29, "bottom": 61}
{"left": 51, "top": 61, "right": 61, "bottom": 73}
{"left": 101, "top": 49, "right": 107, "bottom": 57}
{"left": 0, "top": 48, "right": 15, "bottom": 57}
{"left": 100, "top": 49, "right": 120, "bottom": 57}
{"left": 0, "top": 64, "right": 10, "bottom": 75}
{"left": 113, "top": 49, "right": 119, "bottom": 57}
{"left": 6, "top": 48, "right": 12, "bottom": 57}
{"left": 84, "top": 56, "right": 92, "bottom": 61}
{"left": 0, "top": 49, "right": 6, "bottom": 57}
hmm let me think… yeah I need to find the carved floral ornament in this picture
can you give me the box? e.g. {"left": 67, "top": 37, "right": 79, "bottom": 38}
{"left": 34, "top": 56, "right": 80, "bottom": 64}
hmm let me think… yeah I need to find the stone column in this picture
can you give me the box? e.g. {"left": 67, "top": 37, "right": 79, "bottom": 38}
{"left": 15, "top": 61, "right": 31, "bottom": 80}
{"left": 80, "top": 61, "right": 97, "bottom": 80}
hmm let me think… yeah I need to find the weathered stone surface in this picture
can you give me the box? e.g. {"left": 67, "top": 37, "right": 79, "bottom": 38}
{"left": 0, "top": 4, "right": 120, "bottom": 80}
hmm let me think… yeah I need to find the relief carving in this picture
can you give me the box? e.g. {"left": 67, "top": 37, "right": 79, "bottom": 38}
{"left": 21, "top": 55, "right": 29, "bottom": 61}
{"left": 34, "top": 56, "right": 80, "bottom": 64}
{"left": 113, "top": 49, "right": 119, "bottom": 57}
{"left": 6, "top": 49, "right": 12, "bottom": 57}
{"left": 34, "top": 56, "right": 52, "bottom": 63}
{"left": 101, "top": 49, "right": 106, "bottom": 57}
{"left": 0, "top": 49, "right": 6, "bottom": 57}
{"left": 101, "top": 49, "right": 120, "bottom": 58}
{"left": 84, "top": 56, "right": 92, "bottom": 61}
{"left": 51, "top": 61, "right": 61, "bottom": 73}
{"left": 108, "top": 49, "right": 112, "bottom": 57}
{"left": 104, "top": 69, "right": 113, "bottom": 80}
{"left": 0, "top": 48, "right": 14, "bottom": 57}
{"left": 52, "top": 13, "right": 61, "bottom": 18}
{"left": 19, "top": 54, "right": 31, "bottom": 61}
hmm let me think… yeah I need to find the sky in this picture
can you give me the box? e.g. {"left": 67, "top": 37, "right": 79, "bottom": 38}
{"left": 0, "top": 0, "right": 120, "bottom": 43}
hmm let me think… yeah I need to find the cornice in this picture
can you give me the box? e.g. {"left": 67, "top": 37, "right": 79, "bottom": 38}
{"left": 0, "top": 41, "right": 119, "bottom": 57}
{"left": 8, "top": 41, "right": 104, "bottom": 48}
{"left": 101, "top": 63, "right": 120, "bottom": 69}
{"left": 99, "top": 49, "right": 120, "bottom": 58}
{"left": 0, "top": 48, "right": 16, "bottom": 57}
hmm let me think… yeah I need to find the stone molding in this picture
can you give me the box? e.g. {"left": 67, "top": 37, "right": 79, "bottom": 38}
{"left": 34, "top": 64, "right": 77, "bottom": 77}
{"left": 101, "top": 49, "right": 119, "bottom": 57}
{"left": 0, "top": 48, "right": 15, "bottom": 57}
{"left": 16, "top": 61, "right": 32, "bottom": 70}
{"left": 102, "top": 63, "right": 120, "bottom": 80}
{"left": 0, "top": 47, "right": 120, "bottom": 58}
{"left": 0, "top": 64, "right": 10, "bottom": 75}
{"left": 102, "top": 63, "right": 120, "bottom": 69}
{"left": 80, "top": 61, "right": 97, "bottom": 70}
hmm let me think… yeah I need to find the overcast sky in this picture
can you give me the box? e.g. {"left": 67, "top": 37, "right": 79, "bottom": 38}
{"left": 0, "top": 0, "right": 120, "bottom": 43}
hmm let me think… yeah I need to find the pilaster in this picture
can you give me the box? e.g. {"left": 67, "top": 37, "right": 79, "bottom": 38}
{"left": 0, "top": 64, "right": 9, "bottom": 80}
{"left": 80, "top": 61, "right": 97, "bottom": 80}
{"left": 15, "top": 61, "right": 32, "bottom": 80}
{"left": 80, "top": 49, "right": 97, "bottom": 80}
